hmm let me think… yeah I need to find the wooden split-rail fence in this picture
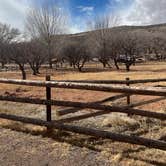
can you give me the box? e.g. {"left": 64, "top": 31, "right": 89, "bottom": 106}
{"left": 0, "top": 77, "right": 166, "bottom": 150}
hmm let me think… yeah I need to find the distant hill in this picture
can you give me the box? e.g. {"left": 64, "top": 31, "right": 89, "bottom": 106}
{"left": 67, "top": 23, "right": 166, "bottom": 39}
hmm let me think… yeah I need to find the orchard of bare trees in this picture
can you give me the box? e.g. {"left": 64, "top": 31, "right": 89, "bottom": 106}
{"left": 0, "top": 4, "right": 166, "bottom": 79}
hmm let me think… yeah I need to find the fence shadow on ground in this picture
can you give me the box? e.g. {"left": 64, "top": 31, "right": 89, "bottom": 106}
{"left": 122, "top": 148, "right": 166, "bottom": 166}
{"left": 1, "top": 122, "right": 102, "bottom": 151}
{"left": 1, "top": 123, "right": 165, "bottom": 166}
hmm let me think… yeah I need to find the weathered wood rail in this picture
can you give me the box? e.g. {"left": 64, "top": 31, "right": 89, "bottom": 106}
{"left": 56, "top": 94, "right": 127, "bottom": 116}
{"left": 0, "top": 95, "right": 165, "bottom": 120}
{"left": 0, "top": 113, "right": 166, "bottom": 151}
{"left": 0, "top": 78, "right": 165, "bottom": 96}
{"left": 52, "top": 78, "right": 166, "bottom": 84}
{"left": 0, "top": 77, "right": 165, "bottom": 150}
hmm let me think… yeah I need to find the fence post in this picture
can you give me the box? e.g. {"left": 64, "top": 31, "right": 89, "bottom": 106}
{"left": 126, "top": 77, "right": 132, "bottom": 116}
{"left": 46, "top": 75, "right": 52, "bottom": 122}
{"left": 126, "top": 77, "right": 130, "bottom": 105}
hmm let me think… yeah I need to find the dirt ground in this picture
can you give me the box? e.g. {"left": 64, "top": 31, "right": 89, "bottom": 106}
{"left": 0, "top": 62, "right": 166, "bottom": 166}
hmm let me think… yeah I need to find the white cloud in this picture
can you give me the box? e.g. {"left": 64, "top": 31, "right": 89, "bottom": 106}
{"left": 0, "top": 0, "right": 29, "bottom": 31}
{"left": 69, "top": 16, "right": 86, "bottom": 34}
{"left": 77, "top": 6, "right": 94, "bottom": 15}
{"left": 69, "top": 25, "right": 83, "bottom": 34}
{"left": 119, "top": 0, "right": 166, "bottom": 26}
{"left": 0, "top": 1, "right": 90, "bottom": 34}
{"left": 78, "top": 6, "right": 94, "bottom": 12}
{"left": 3, "top": 0, "right": 166, "bottom": 34}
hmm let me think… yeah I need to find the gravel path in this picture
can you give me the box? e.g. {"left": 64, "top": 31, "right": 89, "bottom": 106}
{"left": 0, "top": 127, "right": 111, "bottom": 166}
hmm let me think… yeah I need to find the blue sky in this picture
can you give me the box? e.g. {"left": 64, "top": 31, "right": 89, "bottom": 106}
{"left": 68, "top": 0, "right": 112, "bottom": 32}
{"left": 31, "top": 0, "right": 133, "bottom": 32}
{"left": 0, "top": 0, "right": 166, "bottom": 33}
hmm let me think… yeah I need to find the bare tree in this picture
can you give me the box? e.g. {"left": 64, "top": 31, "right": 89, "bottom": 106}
{"left": 51, "top": 35, "right": 66, "bottom": 69}
{"left": 75, "top": 43, "right": 90, "bottom": 72}
{"left": 25, "top": 4, "right": 67, "bottom": 68}
{"left": 0, "top": 23, "right": 20, "bottom": 68}
{"left": 117, "top": 32, "right": 138, "bottom": 71}
{"left": 88, "top": 14, "right": 119, "bottom": 68}
{"left": 26, "top": 40, "right": 47, "bottom": 75}
{"left": 63, "top": 39, "right": 90, "bottom": 72}
{"left": 9, "top": 42, "right": 27, "bottom": 79}
{"left": 131, "top": 30, "right": 166, "bottom": 61}
{"left": 107, "top": 32, "right": 121, "bottom": 70}
{"left": 151, "top": 34, "right": 165, "bottom": 61}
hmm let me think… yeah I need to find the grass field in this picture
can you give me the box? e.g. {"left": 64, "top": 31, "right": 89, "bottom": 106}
{"left": 0, "top": 61, "right": 166, "bottom": 166}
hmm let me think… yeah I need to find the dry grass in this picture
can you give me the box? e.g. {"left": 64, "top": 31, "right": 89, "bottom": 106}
{"left": 0, "top": 61, "right": 165, "bottom": 80}
{"left": 0, "top": 61, "right": 166, "bottom": 165}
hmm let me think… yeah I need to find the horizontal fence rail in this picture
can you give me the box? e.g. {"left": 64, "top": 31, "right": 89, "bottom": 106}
{"left": 0, "top": 95, "right": 165, "bottom": 120}
{"left": 52, "top": 78, "right": 166, "bottom": 84}
{"left": 0, "top": 113, "right": 166, "bottom": 151}
{"left": 0, "top": 78, "right": 166, "bottom": 96}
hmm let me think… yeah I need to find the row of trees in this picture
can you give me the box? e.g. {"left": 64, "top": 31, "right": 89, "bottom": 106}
{"left": 0, "top": 6, "right": 67, "bottom": 79}
{"left": 61, "top": 15, "right": 166, "bottom": 72}
{"left": 0, "top": 5, "right": 166, "bottom": 79}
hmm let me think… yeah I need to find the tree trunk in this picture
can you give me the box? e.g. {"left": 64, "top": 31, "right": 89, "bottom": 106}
{"left": 30, "top": 67, "right": 40, "bottom": 76}
{"left": 37, "top": 70, "right": 40, "bottom": 74}
{"left": 48, "top": 42, "right": 53, "bottom": 69}
{"left": 102, "top": 62, "right": 106, "bottom": 68}
{"left": 18, "top": 64, "right": 26, "bottom": 80}
{"left": 1, "top": 61, "right": 5, "bottom": 69}
{"left": 126, "top": 64, "right": 130, "bottom": 72}
{"left": 78, "top": 66, "right": 82, "bottom": 72}
{"left": 69, "top": 62, "right": 73, "bottom": 67}
{"left": 60, "top": 62, "right": 63, "bottom": 68}
{"left": 22, "top": 70, "right": 26, "bottom": 80}
{"left": 36, "top": 67, "right": 40, "bottom": 74}
{"left": 114, "top": 59, "right": 119, "bottom": 70}
{"left": 155, "top": 52, "right": 160, "bottom": 60}
{"left": 33, "top": 71, "right": 37, "bottom": 75}
{"left": 19, "top": 66, "right": 26, "bottom": 80}
{"left": 106, "top": 62, "right": 112, "bottom": 69}
{"left": 49, "top": 60, "right": 53, "bottom": 69}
